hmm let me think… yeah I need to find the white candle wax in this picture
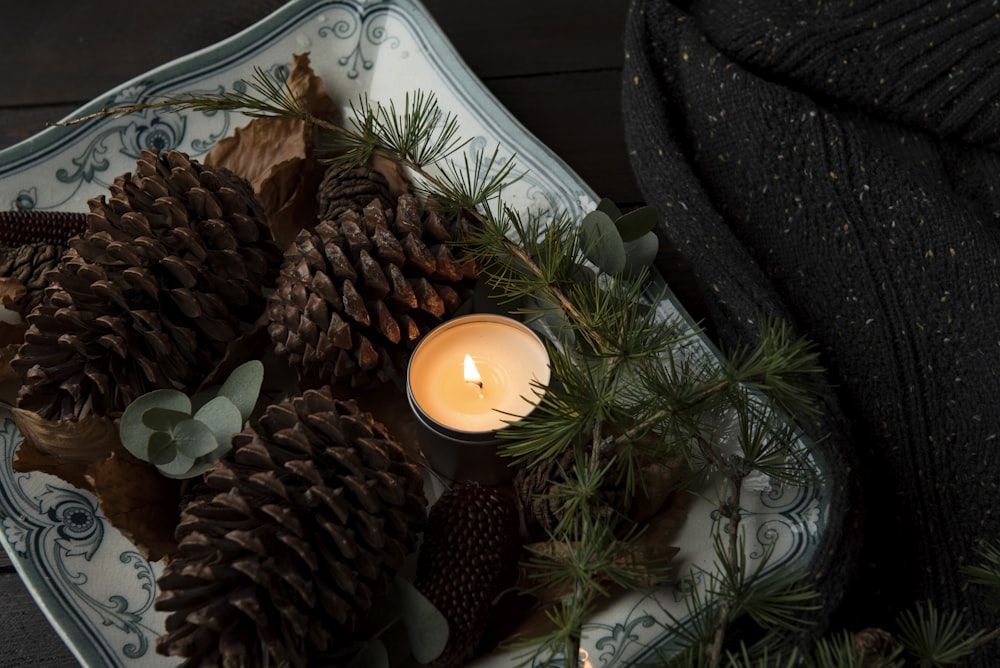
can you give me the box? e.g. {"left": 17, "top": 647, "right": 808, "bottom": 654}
{"left": 408, "top": 315, "right": 550, "bottom": 433}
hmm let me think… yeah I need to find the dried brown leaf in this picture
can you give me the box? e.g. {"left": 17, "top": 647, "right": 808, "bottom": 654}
{"left": 0, "top": 344, "right": 21, "bottom": 401}
{"left": 11, "top": 430, "right": 94, "bottom": 492}
{"left": 11, "top": 408, "right": 119, "bottom": 473}
{"left": 206, "top": 52, "right": 338, "bottom": 249}
{"left": 0, "top": 276, "right": 26, "bottom": 310}
{"left": 87, "top": 451, "right": 182, "bottom": 561}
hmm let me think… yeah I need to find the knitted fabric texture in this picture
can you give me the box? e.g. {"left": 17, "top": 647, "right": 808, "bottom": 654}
{"left": 622, "top": 0, "right": 1000, "bottom": 662}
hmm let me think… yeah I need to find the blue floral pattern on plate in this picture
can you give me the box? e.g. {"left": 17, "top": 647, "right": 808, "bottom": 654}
{"left": 0, "top": 0, "right": 831, "bottom": 665}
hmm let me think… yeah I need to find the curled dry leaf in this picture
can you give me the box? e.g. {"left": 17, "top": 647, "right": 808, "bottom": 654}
{"left": 0, "top": 279, "right": 28, "bottom": 370}
{"left": 86, "top": 451, "right": 183, "bottom": 561}
{"left": 11, "top": 408, "right": 120, "bottom": 482}
{"left": 0, "top": 276, "right": 26, "bottom": 312}
{"left": 206, "top": 52, "right": 339, "bottom": 249}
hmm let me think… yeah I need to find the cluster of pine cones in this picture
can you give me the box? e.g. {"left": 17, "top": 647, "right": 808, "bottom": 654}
{"left": 3, "top": 149, "right": 517, "bottom": 666}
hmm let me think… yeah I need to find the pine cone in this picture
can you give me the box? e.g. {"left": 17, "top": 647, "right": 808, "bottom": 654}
{"left": 11, "top": 149, "right": 282, "bottom": 421}
{"left": 514, "top": 448, "right": 632, "bottom": 539}
{"left": 0, "top": 242, "right": 67, "bottom": 315}
{"left": 0, "top": 210, "right": 87, "bottom": 315}
{"left": 0, "top": 209, "right": 88, "bottom": 246}
{"left": 316, "top": 161, "right": 393, "bottom": 222}
{"left": 156, "top": 387, "right": 426, "bottom": 668}
{"left": 268, "top": 192, "right": 477, "bottom": 389}
{"left": 413, "top": 483, "right": 521, "bottom": 667}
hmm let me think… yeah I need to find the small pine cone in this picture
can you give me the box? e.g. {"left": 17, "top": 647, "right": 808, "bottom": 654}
{"left": 0, "top": 211, "right": 87, "bottom": 315}
{"left": 316, "top": 161, "right": 394, "bottom": 222}
{"left": 12, "top": 149, "right": 283, "bottom": 421}
{"left": 268, "top": 192, "right": 477, "bottom": 389}
{"left": 0, "top": 242, "right": 68, "bottom": 315}
{"left": 514, "top": 448, "right": 631, "bottom": 539}
{"left": 156, "top": 388, "right": 426, "bottom": 668}
{"left": 853, "top": 627, "right": 899, "bottom": 663}
{"left": 414, "top": 483, "right": 521, "bottom": 667}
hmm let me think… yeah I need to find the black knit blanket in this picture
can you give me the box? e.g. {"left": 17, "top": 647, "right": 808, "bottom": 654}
{"left": 622, "top": 0, "right": 1000, "bottom": 663}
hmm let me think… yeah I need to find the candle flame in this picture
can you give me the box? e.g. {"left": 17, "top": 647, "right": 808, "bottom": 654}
{"left": 464, "top": 354, "right": 483, "bottom": 388}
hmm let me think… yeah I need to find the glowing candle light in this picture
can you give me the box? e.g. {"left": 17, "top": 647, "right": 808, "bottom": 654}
{"left": 406, "top": 314, "right": 550, "bottom": 483}
{"left": 464, "top": 354, "right": 483, "bottom": 392}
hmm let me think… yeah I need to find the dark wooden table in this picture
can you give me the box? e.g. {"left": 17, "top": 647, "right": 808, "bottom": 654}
{"left": 0, "top": 1, "right": 647, "bottom": 665}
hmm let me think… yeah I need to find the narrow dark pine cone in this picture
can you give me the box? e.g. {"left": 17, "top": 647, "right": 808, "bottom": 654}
{"left": 11, "top": 149, "right": 282, "bottom": 421}
{"left": 0, "top": 209, "right": 88, "bottom": 246}
{"left": 268, "top": 191, "right": 477, "bottom": 390}
{"left": 156, "top": 387, "right": 426, "bottom": 668}
{"left": 413, "top": 483, "right": 521, "bottom": 667}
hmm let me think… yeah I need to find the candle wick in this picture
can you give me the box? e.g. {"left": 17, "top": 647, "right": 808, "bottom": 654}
{"left": 467, "top": 378, "right": 484, "bottom": 398}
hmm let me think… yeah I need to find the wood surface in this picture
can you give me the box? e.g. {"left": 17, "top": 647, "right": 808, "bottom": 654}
{"left": 0, "top": 1, "right": 651, "bottom": 665}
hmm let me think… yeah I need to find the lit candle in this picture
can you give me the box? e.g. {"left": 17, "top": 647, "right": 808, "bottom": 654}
{"left": 406, "top": 314, "right": 550, "bottom": 483}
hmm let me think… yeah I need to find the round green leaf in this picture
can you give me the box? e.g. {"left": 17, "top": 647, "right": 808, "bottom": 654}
{"left": 218, "top": 360, "right": 264, "bottom": 421}
{"left": 146, "top": 431, "right": 178, "bottom": 466}
{"left": 615, "top": 205, "right": 657, "bottom": 242}
{"left": 623, "top": 230, "right": 660, "bottom": 274}
{"left": 162, "top": 456, "right": 217, "bottom": 480}
{"left": 472, "top": 275, "right": 513, "bottom": 315}
{"left": 120, "top": 389, "right": 191, "bottom": 461}
{"left": 141, "top": 407, "right": 192, "bottom": 432}
{"left": 356, "top": 639, "right": 389, "bottom": 668}
{"left": 580, "top": 210, "right": 626, "bottom": 274}
{"left": 596, "top": 196, "right": 623, "bottom": 220}
{"left": 155, "top": 452, "right": 197, "bottom": 477}
{"left": 392, "top": 576, "right": 449, "bottom": 663}
{"left": 172, "top": 418, "right": 220, "bottom": 460}
{"left": 193, "top": 396, "right": 243, "bottom": 456}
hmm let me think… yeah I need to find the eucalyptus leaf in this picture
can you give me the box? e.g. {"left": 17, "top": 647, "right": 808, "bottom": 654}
{"left": 146, "top": 431, "right": 178, "bottom": 466}
{"left": 356, "top": 638, "right": 390, "bottom": 668}
{"left": 580, "top": 210, "right": 626, "bottom": 274}
{"left": 120, "top": 389, "right": 192, "bottom": 461}
{"left": 392, "top": 576, "right": 449, "bottom": 664}
{"left": 153, "top": 446, "right": 195, "bottom": 477}
{"left": 171, "top": 419, "right": 220, "bottom": 460}
{"left": 193, "top": 396, "right": 243, "bottom": 454}
{"left": 162, "top": 457, "right": 217, "bottom": 481}
{"left": 615, "top": 205, "right": 657, "bottom": 242}
{"left": 473, "top": 275, "right": 514, "bottom": 315}
{"left": 141, "top": 407, "right": 192, "bottom": 432}
{"left": 217, "top": 360, "right": 265, "bottom": 421}
{"left": 596, "top": 196, "right": 623, "bottom": 220}
{"left": 623, "top": 230, "right": 660, "bottom": 274}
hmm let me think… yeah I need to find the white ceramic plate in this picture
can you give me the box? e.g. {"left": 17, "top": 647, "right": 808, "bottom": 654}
{"left": 0, "top": 1, "right": 830, "bottom": 665}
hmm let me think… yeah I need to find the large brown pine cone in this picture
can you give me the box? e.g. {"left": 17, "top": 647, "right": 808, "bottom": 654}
{"left": 268, "top": 192, "right": 477, "bottom": 389}
{"left": 155, "top": 387, "right": 426, "bottom": 668}
{"left": 11, "top": 149, "right": 282, "bottom": 421}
